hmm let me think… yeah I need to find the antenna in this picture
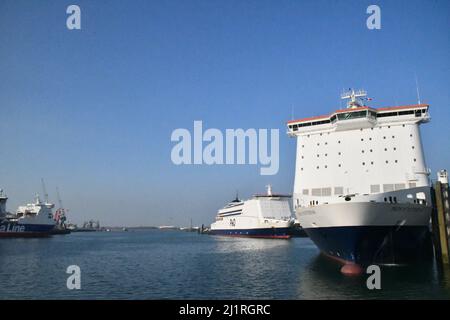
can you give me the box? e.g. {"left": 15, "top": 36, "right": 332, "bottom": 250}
{"left": 415, "top": 73, "right": 421, "bottom": 104}
{"left": 41, "top": 178, "right": 49, "bottom": 203}
{"left": 291, "top": 105, "right": 294, "bottom": 120}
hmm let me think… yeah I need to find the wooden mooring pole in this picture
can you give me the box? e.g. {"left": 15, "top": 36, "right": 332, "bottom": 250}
{"left": 431, "top": 171, "right": 450, "bottom": 266}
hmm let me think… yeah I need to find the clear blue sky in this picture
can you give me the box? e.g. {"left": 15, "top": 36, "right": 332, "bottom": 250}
{"left": 1, "top": 0, "right": 449, "bottom": 226}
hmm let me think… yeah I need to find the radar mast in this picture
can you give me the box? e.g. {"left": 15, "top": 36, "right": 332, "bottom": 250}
{"left": 341, "top": 89, "right": 367, "bottom": 108}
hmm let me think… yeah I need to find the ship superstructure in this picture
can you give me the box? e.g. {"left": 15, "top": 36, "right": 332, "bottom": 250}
{"left": 210, "top": 186, "right": 294, "bottom": 239}
{"left": 287, "top": 89, "right": 432, "bottom": 264}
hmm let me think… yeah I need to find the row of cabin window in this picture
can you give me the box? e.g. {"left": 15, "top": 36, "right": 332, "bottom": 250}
{"left": 383, "top": 196, "right": 426, "bottom": 205}
{"left": 302, "top": 146, "right": 416, "bottom": 158}
{"left": 301, "top": 133, "right": 416, "bottom": 148}
{"left": 289, "top": 109, "right": 426, "bottom": 131}
{"left": 302, "top": 195, "right": 425, "bottom": 207}
{"left": 300, "top": 158, "right": 417, "bottom": 170}
{"left": 301, "top": 183, "right": 416, "bottom": 196}
{"left": 384, "top": 196, "right": 398, "bottom": 203}
{"left": 301, "top": 127, "right": 415, "bottom": 139}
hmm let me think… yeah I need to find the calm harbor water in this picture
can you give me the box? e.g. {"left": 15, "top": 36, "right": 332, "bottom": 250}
{"left": 0, "top": 230, "right": 449, "bottom": 299}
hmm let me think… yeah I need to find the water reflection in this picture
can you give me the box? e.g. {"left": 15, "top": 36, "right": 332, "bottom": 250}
{"left": 196, "top": 236, "right": 294, "bottom": 299}
{"left": 296, "top": 253, "right": 450, "bottom": 299}
{"left": 210, "top": 236, "right": 291, "bottom": 254}
{"left": 1, "top": 232, "right": 449, "bottom": 299}
{"left": 436, "top": 264, "right": 450, "bottom": 292}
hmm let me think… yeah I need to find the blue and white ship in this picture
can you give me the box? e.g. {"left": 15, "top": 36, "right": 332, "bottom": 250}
{"left": 0, "top": 190, "right": 56, "bottom": 237}
{"left": 287, "top": 89, "right": 432, "bottom": 266}
{"left": 210, "top": 186, "right": 294, "bottom": 239}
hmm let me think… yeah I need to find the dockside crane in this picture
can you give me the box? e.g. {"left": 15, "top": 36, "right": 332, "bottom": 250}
{"left": 55, "top": 187, "right": 67, "bottom": 226}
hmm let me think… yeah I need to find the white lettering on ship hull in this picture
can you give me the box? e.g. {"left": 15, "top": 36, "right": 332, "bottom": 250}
{"left": 0, "top": 224, "right": 26, "bottom": 233}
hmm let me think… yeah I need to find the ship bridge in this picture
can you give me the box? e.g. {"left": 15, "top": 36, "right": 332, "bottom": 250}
{"left": 287, "top": 104, "right": 430, "bottom": 135}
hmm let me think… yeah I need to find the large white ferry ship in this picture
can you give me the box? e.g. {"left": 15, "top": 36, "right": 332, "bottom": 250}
{"left": 210, "top": 186, "right": 294, "bottom": 239}
{"left": 0, "top": 190, "right": 56, "bottom": 237}
{"left": 287, "top": 89, "right": 432, "bottom": 265}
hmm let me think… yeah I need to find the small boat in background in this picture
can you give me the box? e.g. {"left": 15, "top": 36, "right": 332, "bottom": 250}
{"left": 158, "top": 225, "right": 178, "bottom": 230}
{"left": 71, "top": 220, "right": 101, "bottom": 232}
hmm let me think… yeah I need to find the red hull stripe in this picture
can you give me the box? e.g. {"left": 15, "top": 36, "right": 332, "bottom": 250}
{"left": 211, "top": 234, "right": 291, "bottom": 239}
{"left": 322, "top": 252, "right": 352, "bottom": 265}
{"left": 286, "top": 114, "right": 330, "bottom": 124}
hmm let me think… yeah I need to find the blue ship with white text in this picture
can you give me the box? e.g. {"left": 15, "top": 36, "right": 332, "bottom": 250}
{"left": 0, "top": 190, "right": 56, "bottom": 237}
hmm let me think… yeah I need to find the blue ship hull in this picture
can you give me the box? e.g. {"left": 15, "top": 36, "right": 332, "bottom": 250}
{"left": 305, "top": 225, "right": 433, "bottom": 265}
{"left": 210, "top": 227, "right": 291, "bottom": 239}
{"left": 0, "top": 221, "right": 55, "bottom": 237}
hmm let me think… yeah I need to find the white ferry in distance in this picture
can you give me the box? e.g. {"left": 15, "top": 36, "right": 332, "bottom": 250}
{"left": 210, "top": 185, "right": 294, "bottom": 239}
{"left": 0, "top": 191, "right": 56, "bottom": 237}
{"left": 287, "top": 89, "right": 432, "bottom": 266}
